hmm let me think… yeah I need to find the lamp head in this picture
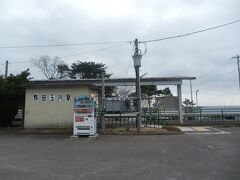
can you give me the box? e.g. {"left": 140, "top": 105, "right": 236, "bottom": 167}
{"left": 132, "top": 54, "right": 142, "bottom": 67}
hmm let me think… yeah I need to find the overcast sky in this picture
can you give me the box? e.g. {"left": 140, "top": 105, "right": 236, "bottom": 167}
{"left": 0, "top": 0, "right": 240, "bottom": 106}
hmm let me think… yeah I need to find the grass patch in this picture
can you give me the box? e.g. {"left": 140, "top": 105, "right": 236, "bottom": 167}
{"left": 162, "top": 126, "right": 181, "bottom": 132}
{"left": 104, "top": 127, "right": 182, "bottom": 135}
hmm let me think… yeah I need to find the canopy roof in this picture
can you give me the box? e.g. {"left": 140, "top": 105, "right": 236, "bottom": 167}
{"left": 26, "top": 76, "right": 196, "bottom": 88}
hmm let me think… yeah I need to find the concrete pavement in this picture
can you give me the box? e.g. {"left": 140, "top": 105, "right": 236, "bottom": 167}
{"left": 177, "top": 126, "right": 231, "bottom": 134}
{"left": 0, "top": 127, "right": 239, "bottom": 180}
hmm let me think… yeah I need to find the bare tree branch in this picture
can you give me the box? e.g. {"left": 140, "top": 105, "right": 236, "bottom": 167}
{"left": 115, "top": 86, "right": 133, "bottom": 98}
{"left": 32, "top": 55, "right": 63, "bottom": 79}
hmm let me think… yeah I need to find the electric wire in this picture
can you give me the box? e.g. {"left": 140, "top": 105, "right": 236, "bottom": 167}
{"left": 0, "top": 41, "right": 131, "bottom": 49}
{"left": 0, "top": 61, "right": 31, "bottom": 65}
{"left": 122, "top": 58, "right": 133, "bottom": 92}
{"left": 228, "top": 90, "right": 240, "bottom": 107}
{"left": 1, "top": 19, "right": 239, "bottom": 49}
{"left": 217, "top": 91, "right": 240, "bottom": 96}
{"left": 140, "top": 19, "right": 240, "bottom": 43}
{"left": 197, "top": 58, "right": 233, "bottom": 79}
{"left": 9, "top": 61, "right": 30, "bottom": 64}
{"left": 0, "top": 43, "right": 129, "bottom": 65}
{"left": 60, "top": 43, "right": 128, "bottom": 58}
{"left": 194, "top": 69, "right": 237, "bottom": 86}
{"left": 1, "top": 19, "right": 240, "bottom": 82}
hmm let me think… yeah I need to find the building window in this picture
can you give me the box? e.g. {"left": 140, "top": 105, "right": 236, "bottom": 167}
{"left": 58, "top": 94, "right": 63, "bottom": 102}
{"left": 49, "top": 94, "right": 55, "bottom": 101}
{"left": 41, "top": 94, "right": 47, "bottom": 102}
{"left": 66, "top": 94, "right": 71, "bottom": 101}
{"left": 33, "top": 94, "right": 39, "bottom": 102}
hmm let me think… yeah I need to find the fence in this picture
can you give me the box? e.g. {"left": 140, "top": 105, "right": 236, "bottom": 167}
{"left": 96, "top": 108, "right": 240, "bottom": 128}
{"left": 183, "top": 108, "right": 240, "bottom": 125}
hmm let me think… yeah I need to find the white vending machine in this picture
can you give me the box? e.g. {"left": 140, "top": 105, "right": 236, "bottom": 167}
{"left": 73, "top": 95, "right": 96, "bottom": 136}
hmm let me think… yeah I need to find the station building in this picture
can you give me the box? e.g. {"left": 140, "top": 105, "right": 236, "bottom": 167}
{"left": 24, "top": 77, "right": 195, "bottom": 129}
{"left": 24, "top": 81, "right": 96, "bottom": 129}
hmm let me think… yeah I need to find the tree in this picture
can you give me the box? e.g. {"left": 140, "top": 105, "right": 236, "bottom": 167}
{"left": 140, "top": 85, "right": 157, "bottom": 109}
{"left": 130, "top": 86, "right": 172, "bottom": 97}
{"left": 57, "top": 63, "right": 70, "bottom": 79}
{"left": 32, "top": 55, "right": 63, "bottom": 79}
{"left": 155, "top": 87, "right": 172, "bottom": 96}
{"left": 69, "top": 61, "right": 115, "bottom": 96}
{"left": 183, "top": 98, "right": 195, "bottom": 113}
{"left": 141, "top": 85, "right": 157, "bottom": 97}
{"left": 162, "top": 87, "right": 172, "bottom": 95}
{"left": 0, "top": 69, "right": 31, "bottom": 127}
{"left": 69, "top": 61, "right": 112, "bottom": 79}
{"left": 115, "top": 86, "right": 133, "bottom": 98}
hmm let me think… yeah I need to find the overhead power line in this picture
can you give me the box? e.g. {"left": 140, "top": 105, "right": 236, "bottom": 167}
{"left": 8, "top": 61, "right": 30, "bottom": 64}
{"left": 0, "top": 41, "right": 131, "bottom": 49}
{"left": 60, "top": 43, "right": 127, "bottom": 58}
{"left": 0, "top": 19, "right": 239, "bottom": 49}
{"left": 0, "top": 61, "right": 31, "bottom": 65}
{"left": 194, "top": 69, "right": 237, "bottom": 86}
{"left": 196, "top": 58, "right": 233, "bottom": 79}
{"left": 0, "top": 43, "right": 128, "bottom": 65}
{"left": 140, "top": 19, "right": 240, "bottom": 43}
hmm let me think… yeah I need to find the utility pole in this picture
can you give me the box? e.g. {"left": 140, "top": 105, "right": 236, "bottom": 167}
{"left": 4, "top": 60, "right": 8, "bottom": 79}
{"left": 101, "top": 72, "right": 105, "bottom": 133}
{"left": 232, "top": 55, "right": 240, "bottom": 89}
{"left": 132, "top": 39, "right": 142, "bottom": 132}
{"left": 196, "top": 89, "right": 199, "bottom": 107}
{"left": 190, "top": 80, "right": 193, "bottom": 103}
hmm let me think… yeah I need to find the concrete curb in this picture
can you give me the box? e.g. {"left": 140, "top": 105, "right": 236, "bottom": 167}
{"left": 101, "top": 132, "right": 183, "bottom": 135}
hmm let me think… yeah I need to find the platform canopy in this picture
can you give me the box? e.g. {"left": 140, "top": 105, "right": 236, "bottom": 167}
{"left": 27, "top": 76, "right": 196, "bottom": 87}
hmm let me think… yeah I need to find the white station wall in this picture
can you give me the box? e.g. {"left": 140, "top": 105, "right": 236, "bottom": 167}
{"left": 24, "top": 86, "right": 95, "bottom": 128}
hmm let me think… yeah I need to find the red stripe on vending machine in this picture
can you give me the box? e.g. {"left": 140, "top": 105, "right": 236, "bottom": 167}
{"left": 75, "top": 116, "right": 84, "bottom": 122}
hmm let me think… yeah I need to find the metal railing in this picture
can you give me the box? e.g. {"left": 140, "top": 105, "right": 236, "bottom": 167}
{"left": 96, "top": 108, "right": 240, "bottom": 128}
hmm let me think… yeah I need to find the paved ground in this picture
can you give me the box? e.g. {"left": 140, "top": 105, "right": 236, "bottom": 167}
{"left": 0, "top": 127, "right": 240, "bottom": 180}
{"left": 177, "top": 126, "right": 231, "bottom": 134}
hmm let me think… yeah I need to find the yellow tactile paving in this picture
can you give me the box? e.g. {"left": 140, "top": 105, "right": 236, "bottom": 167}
{"left": 191, "top": 127, "right": 210, "bottom": 131}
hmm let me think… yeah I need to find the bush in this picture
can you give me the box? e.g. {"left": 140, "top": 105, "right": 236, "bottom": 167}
{"left": 162, "top": 125, "right": 181, "bottom": 132}
{"left": 0, "top": 69, "right": 30, "bottom": 127}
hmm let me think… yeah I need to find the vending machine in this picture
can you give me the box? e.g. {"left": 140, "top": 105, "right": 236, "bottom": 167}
{"left": 73, "top": 95, "right": 96, "bottom": 136}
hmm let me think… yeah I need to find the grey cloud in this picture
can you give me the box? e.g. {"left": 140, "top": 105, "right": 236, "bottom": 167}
{"left": 0, "top": 0, "right": 240, "bottom": 105}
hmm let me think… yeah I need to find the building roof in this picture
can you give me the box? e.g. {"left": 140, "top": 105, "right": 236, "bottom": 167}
{"left": 26, "top": 76, "right": 196, "bottom": 88}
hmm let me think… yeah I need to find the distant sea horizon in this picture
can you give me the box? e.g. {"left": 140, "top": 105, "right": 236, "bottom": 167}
{"left": 201, "top": 105, "right": 240, "bottom": 109}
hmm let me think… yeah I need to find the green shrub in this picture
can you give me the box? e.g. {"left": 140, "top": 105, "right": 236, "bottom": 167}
{"left": 162, "top": 125, "right": 181, "bottom": 132}
{"left": 0, "top": 69, "right": 30, "bottom": 127}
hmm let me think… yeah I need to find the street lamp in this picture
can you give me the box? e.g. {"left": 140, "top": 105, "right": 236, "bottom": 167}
{"left": 140, "top": 72, "right": 148, "bottom": 78}
{"left": 132, "top": 39, "right": 142, "bottom": 132}
{"left": 196, "top": 89, "right": 199, "bottom": 107}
